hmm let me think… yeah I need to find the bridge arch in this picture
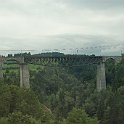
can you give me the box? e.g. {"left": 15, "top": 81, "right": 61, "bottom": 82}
{"left": 103, "top": 56, "right": 122, "bottom": 64}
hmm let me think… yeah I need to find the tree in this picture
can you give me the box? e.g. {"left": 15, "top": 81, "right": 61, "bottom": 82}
{"left": 66, "top": 108, "right": 99, "bottom": 124}
{"left": 8, "top": 112, "right": 32, "bottom": 124}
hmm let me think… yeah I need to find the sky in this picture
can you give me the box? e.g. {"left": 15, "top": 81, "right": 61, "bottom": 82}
{"left": 0, "top": 0, "right": 124, "bottom": 55}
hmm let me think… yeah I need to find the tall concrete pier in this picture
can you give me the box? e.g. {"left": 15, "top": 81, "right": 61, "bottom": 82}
{"left": 0, "top": 56, "right": 30, "bottom": 89}
{"left": 96, "top": 56, "right": 122, "bottom": 91}
{"left": 0, "top": 62, "right": 3, "bottom": 78}
{"left": 20, "top": 64, "right": 30, "bottom": 89}
{"left": 97, "top": 62, "right": 106, "bottom": 91}
{"left": 0, "top": 56, "right": 3, "bottom": 78}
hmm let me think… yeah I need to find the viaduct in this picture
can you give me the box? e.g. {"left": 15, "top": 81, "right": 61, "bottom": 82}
{"left": 0, "top": 55, "right": 122, "bottom": 91}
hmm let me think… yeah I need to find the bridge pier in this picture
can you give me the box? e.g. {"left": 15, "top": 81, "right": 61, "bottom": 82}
{"left": 0, "top": 62, "right": 3, "bottom": 78}
{"left": 0, "top": 56, "right": 3, "bottom": 79}
{"left": 0, "top": 56, "right": 30, "bottom": 89}
{"left": 20, "top": 64, "right": 30, "bottom": 89}
{"left": 97, "top": 62, "right": 106, "bottom": 91}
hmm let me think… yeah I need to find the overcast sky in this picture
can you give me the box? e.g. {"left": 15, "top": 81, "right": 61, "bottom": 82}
{"left": 0, "top": 0, "right": 124, "bottom": 55}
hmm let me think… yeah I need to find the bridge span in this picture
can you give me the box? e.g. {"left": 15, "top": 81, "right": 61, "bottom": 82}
{"left": 0, "top": 55, "right": 122, "bottom": 91}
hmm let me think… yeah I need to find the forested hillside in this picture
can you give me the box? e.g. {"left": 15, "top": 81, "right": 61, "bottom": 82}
{"left": 0, "top": 54, "right": 124, "bottom": 124}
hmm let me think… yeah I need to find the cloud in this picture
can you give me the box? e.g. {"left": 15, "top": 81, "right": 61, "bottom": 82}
{"left": 0, "top": 0, "right": 124, "bottom": 56}
{"left": 0, "top": 34, "right": 123, "bottom": 56}
{"left": 60, "top": 0, "right": 124, "bottom": 10}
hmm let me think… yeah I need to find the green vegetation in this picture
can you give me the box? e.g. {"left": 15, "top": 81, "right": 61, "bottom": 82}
{"left": 0, "top": 53, "right": 124, "bottom": 124}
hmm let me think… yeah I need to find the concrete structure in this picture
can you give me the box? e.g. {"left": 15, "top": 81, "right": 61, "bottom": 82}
{"left": 97, "top": 62, "right": 106, "bottom": 91}
{"left": 0, "top": 55, "right": 122, "bottom": 91}
{"left": 20, "top": 63, "right": 30, "bottom": 89}
{"left": 0, "top": 56, "right": 30, "bottom": 89}
{"left": 97, "top": 56, "right": 122, "bottom": 91}
{"left": 0, "top": 56, "right": 3, "bottom": 78}
{"left": 25, "top": 55, "right": 122, "bottom": 91}
{"left": 0, "top": 63, "right": 3, "bottom": 78}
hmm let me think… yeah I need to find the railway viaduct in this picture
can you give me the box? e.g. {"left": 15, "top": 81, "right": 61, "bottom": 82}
{"left": 0, "top": 55, "right": 122, "bottom": 91}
